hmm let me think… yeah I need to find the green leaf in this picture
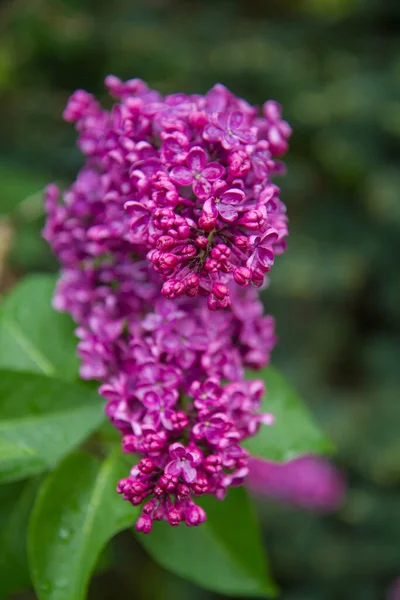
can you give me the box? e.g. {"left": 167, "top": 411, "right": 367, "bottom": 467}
{"left": 0, "top": 478, "right": 40, "bottom": 597}
{"left": 0, "top": 274, "right": 79, "bottom": 379}
{"left": 243, "top": 366, "right": 334, "bottom": 462}
{"left": 0, "top": 370, "right": 105, "bottom": 482}
{"left": 28, "top": 450, "right": 136, "bottom": 600}
{"left": 0, "top": 162, "right": 49, "bottom": 215}
{"left": 138, "top": 486, "right": 277, "bottom": 598}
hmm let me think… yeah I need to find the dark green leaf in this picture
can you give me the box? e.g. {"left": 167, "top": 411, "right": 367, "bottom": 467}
{"left": 0, "top": 370, "right": 105, "bottom": 482}
{"left": 28, "top": 450, "right": 136, "bottom": 600}
{"left": 0, "top": 478, "right": 40, "bottom": 597}
{"left": 243, "top": 366, "right": 333, "bottom": 461}
{"left": 138, "top": 486, "right": 277, "bottom": 598}
{"left": 0, "top": 274, "right": 79, "bottom": 379}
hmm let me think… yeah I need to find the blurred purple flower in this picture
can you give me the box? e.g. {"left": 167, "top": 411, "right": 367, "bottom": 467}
{"left": 246, "top": 455, "right": 346, "bottom": 512}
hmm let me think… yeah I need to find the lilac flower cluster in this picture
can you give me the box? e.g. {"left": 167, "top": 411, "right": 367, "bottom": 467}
{"left": 43, "top": 77, "right": 290, "bottom": 532}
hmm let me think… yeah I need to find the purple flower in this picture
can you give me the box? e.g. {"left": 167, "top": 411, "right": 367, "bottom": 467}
{"left": 43, "top": 76, "right": 292, "bottom": 532}
{"left": 192, "top": 412, "right": 233, "bottom": 446}
{"left": 246, "top": 456, "right": 346, "bottom": 512}
{"left": 203, "top": 181, "right": 246, "bottom": 223}
{"left": 170, "top": 146, "right": 224, "bottom": 199}
{"left": 165, "top": 443, "right": 199, "bottom": 483}
{"left": 156, "top": 315, "right": 208, "bottom": 369}
{"left": 141, "top": 389, "right": 177, "bottom": 430}
{"left": 203, "top": 111, "right": 257, "bottom": 149}
{"left": 247, "top": 229, "right": 279, "bottom": 273}
{"left": 262, "top": 101, "right": 292, "bottom": 157}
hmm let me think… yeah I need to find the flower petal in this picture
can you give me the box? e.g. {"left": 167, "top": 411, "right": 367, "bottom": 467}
{"left": 187, "top": 146, "right": 206, "bottom": 173}
{"left": 193, "top": 178, "right": 211, "bottom": 199}
{"left": 221, "top": 133, "right": 239, "bottom": 150}
{"left": 170, "top": 166, "right": 193, "bottom": 186}
{"left": 228, "top": 110, "right": 244, "bottom": 130}
{"left": 169, "top": 442, "right": 186, "bottom": 459}
{"left": 202, "top": 162, "right": 225, "bottom": 181}
{"left": 221, "top": 188, "right": 245, "bottom": 206}
{"left": 236, "top": 128, "right": 257, "bottom": 144}
{"left": 215, "top": 112, "right": 229, "bottom": 130}
{"left": 203, "top": 124, "right": 222, "bottom": 142}
{"left": 218, "top": 203, "right": 239, "bottom": 222}
{"left": 182, "top": 462, "right": 197, "bottom": 484}
{"left": 203, "top": 198, "right": 218, "bottom": 218}
{"left": 165, "top": 460, "right": 182, "bottom": 477}
{"left": 258, "top": 247, "right": 275, "bottom": 269}
{"left": 261, "top": 229, "right": 279, "bottom": 246}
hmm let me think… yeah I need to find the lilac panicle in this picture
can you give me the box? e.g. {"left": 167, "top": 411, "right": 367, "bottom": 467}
{"left": 43, "top": 76, "right": 290, "bottom": 532}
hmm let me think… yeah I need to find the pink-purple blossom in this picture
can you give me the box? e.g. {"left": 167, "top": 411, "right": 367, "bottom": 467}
{"left": 246, "top": 456, "right": 346, "bottom": 512}
{"left": 43, "top": 76, "right": 291, "bottom": 533}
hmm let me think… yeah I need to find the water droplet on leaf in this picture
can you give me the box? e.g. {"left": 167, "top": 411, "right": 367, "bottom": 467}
{"left": 58, "top": 527, "right": 71, "bottom": 540}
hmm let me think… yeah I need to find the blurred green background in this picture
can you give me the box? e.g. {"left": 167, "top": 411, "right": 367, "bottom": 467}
{"left": 0, "top": 0, "right": 399, "bottom": 598}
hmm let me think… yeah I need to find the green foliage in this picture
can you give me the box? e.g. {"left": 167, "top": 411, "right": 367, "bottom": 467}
{"left": 28, "top": 450, "right": 136, "bottom": 600}
{"left": 0, "top": 370, "right": 105, "bottom": 482}
{"left": 0, "top": 478, "right": 40, "bottom": 597}
{"left": 244, "top": 366, "right": 334, "bottom": 461}
{"left": 0, "top": 274, "right": 79, "bottom": 377}
{"left": 139, "top": 486, "right": 277, "bottom": 598}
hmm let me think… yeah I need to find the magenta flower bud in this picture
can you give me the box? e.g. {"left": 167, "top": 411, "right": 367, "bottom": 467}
{"left": 233, "top": 266, "right": 251, "bottom": 286}
{"left": 233, "top": 235, "right": 249, "bottom": 249}
{"left": 212, "top": 282, "right": 229, "bottom": 300}
{"left": 130, "top": 494, "right": 146, "bottom": 506}
{"left": 156, "top": 235, "right": 176, "bottom": 250}
{"left": 228, "top": 150, "right": 251, "bottom": 178}
{"left": 154, "top": 208, "right": 175, "bottom": 230}
{"left": 211, "top": 244, "right": 230, "bottom": 261}
{"left": 171, "top": 411, "right": 189, "bottom": 430}
{"left": 198, "top": 213, "right": 217, "bottom": 231}
{"left": 191, "top": 475, "right": 209, "bottom": 495}
{"left": 176, "top": 223, "right": 191, "bottom": 239}
{"left": 131, "top": 481, "right": 147, "bottom": 495}
{"left": 203, "top": 454, "right": 223, "bottom": 474}
{"left": 158, "top": 473, "right": 178, "bottom": 492}
{"left": 138, "top": 458, "right": 156, "bottom": 474}
{"left": 177, "top": 484, "right": 190, "bottom": 499}
{"left": 63, "top": 89, "right": 95, "bottom": 123}
{"left": 159, "top": 253, "right": 179, "bottom": 270}
{"left": 195, "top": 235, "right": 208, "bottom": 248}
{"left": 154, "top": 485, "right": 164, "bottom": 497}
{"left": 185, "top": 273, "right": 200, "bottom": 290}
{"left": 144, "top": 432, "right": 167, "bottom": 455}
{"left": 179, "top": 244, "right": 197, "bottom": 258}
{"left": 122, "top": 434, "right": 137, "bottom": 453}
{"left": 117, "top": 478, "right": 132, "bottom": 494}
{"left": 167, "top": 507, "right": 182, "bottom": 526}
{"left": 239, "top": 209, "right": 266, "bottom": 230}
{"left": 136, "top": 514, "right": 153, "bottom": 534}
{"left": 142, "top": 500, "right": 156, "bottom": 515}
{"left": 185, "top": 503, "right": 206, "bottom": 526}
